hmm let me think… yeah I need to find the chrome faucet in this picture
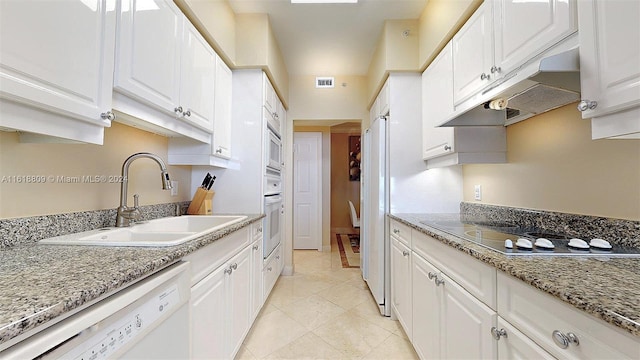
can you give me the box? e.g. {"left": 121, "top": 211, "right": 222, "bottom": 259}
{"left": 116, "top": 152, "right": 172, "bottom": 227}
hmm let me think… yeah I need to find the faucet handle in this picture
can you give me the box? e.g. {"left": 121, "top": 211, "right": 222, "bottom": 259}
{"left": 133, "top": 194, "right": 140, "bottom": 209}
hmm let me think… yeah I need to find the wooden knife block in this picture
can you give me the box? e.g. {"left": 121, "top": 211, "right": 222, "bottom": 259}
{"left": 187, "top": 188, "right": 215, "bottom": 215}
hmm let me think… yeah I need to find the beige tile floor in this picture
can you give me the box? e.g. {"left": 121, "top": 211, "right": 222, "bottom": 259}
{"left": 235, "top": 234, "right": 419, "bottom": 360}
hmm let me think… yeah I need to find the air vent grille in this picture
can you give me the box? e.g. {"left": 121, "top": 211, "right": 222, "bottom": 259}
{"left": 316, "top": 77, "right": 334, "bottom": 88}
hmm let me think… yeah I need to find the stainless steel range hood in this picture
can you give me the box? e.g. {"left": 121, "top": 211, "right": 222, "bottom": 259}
{"left": 440, "top": 44, "right": 581, "bottom": 127}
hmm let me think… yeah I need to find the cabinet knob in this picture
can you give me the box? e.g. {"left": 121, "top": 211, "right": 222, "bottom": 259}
{"left": 100, "top": 111, "right": 116, "bottom": 121}
{"left": 253, "top": 244, "right": 259, "bottom": 250}
{"left": 435, "top": 277, "right": 445, "bottom": 286}
{"left": 552, "top": 330, "right": 579, "bottom": 349}
{"left": 480, "top": 73, "right": 490, "bottom": 80}
{"left": 183, "top": 110, "right": 191, "bottom": 117}
{"left": 490, "top": 327, "right": 507, "bottom": 340}
{"left": 215, "top": 148, "right": 223, "bottom": 154}
{"left": 231, "top": 263, "right": 238, "bottom": 270}
{"left": 490, "top": 66, "right": 501, "bottom": 74}
{"left": 174, "top": 106, "right": 183, "bottom": 114}
{"left": 444, "top": 145, "right": 452, "bottom": 151}
{"left": 393, "top": 229, "right": 400, "bottom": 234}
{"left": 267, "top": 266, "right": 273, "bottom": 272}
{"left": 577, "top": 100, "right": 598, "bottom": 112}
{"left": 402, "top": 250, "right": 410, "bottom": 257}
{"left": 257, "top": 227, "right": 263, "bottom": 233}
{"left": 428, "top": 272, "right": 437, "bottom": 280}
{"left": 224, "top": 267, "right": 233, "bottom": 275}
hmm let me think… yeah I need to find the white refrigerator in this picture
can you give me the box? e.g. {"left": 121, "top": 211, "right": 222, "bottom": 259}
{"left": 361, "top": 73, "right": 463, "bottom": 316}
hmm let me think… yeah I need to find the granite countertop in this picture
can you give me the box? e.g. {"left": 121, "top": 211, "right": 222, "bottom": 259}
{"left": 0, "top": 214, "right": 264, "bottom": 347}
{"left": 390, "top": 213, "right": 640, "bottom": 338}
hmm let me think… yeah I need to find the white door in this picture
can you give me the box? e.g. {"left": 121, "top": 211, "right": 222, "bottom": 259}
{"left": 293, "top": 132, "right": 322, "bottom": 250}
{"left": 412, "top": 253, "right": 441, "bottom": 360}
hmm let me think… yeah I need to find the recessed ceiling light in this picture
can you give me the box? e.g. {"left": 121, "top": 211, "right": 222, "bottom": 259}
{"left": 291, "top": 0, "right": 358, "bottom": 3}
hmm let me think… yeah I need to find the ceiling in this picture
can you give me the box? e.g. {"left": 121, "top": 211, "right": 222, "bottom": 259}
{"left": 228, "top": 0, "right": 428, "bottom": 76}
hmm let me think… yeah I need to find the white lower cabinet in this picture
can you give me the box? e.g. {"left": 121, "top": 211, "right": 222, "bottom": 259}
{"left": 390, "top": 237, "right": 412, "bottom": 340}
{"left": 263, "top": 243, "right": 283, "bottom": 300}
{"left": 410, "top": 250, "right": 496, "bottom": 360}
{"left": 494, "top": 317, "right": 554, "bottom": 360}
{"left": 186, "top": 222, "right": 279, "bottom": 359}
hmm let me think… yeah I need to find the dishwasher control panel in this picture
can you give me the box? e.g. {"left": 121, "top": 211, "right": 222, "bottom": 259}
{"left": 59, "top": 284, "right": 181, "bottom": 359}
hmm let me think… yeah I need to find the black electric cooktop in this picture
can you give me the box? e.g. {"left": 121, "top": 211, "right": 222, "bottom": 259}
{"left": 419, "top": 219, "right": 640, "bottom": 257}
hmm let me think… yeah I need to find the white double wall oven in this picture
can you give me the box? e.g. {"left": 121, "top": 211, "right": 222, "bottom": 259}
{"left": 263, "top": 121, "right": 283, "bottom": 259}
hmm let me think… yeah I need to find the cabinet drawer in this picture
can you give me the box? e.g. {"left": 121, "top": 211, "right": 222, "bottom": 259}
{"left": 390, "top": 219, "right": 411, "bottom": 247}
{"left": 252, "top": 221, "right": 264, "bottom": 240}
{"left": 497, "top": 272, "right": 640, "bottom": 359}
{"left": 412, "top": 230, "right": 496, "bottom": 309}
{"left": 184, "top": 227, "right": 250, "bottom": 286}
{"left": 263, "top": 243, "right": 282, "bottom": 299}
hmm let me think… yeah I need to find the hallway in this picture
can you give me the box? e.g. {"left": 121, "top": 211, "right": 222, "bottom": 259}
{"left": 235, "top": 234, "right": 418, "bottom": 359}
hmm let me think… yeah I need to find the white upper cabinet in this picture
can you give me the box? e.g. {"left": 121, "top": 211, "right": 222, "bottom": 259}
{"left": 179, "top": 20, "right": 217, "bottom": 131}
{"left": 578, "top": 0, "right": 640, "bottom": 139}
{"left": 114, "top": 0, "right": 213, "bottom": 142}
{"left": 453, "top": 0, "right": 577, "bottom": 108}
{"left": 0, "top": 0, "right": 116, "bottom": 144}
{"left": 452, "top": 1, "right": 494, "bottom": 105}
{"left": 422, "top": 42, "right": 455, "bottom": 160}
{"left": 213, "top": 55, "right": 233, "bottom": 159}
{"left": 493, "top": 0, "right": 577, "bottom": 78}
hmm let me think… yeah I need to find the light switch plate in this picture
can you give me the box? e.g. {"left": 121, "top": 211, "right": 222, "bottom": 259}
{"left": 170, "top": 181, "right": 178, "bottom": 196}
{"left": 474, "top": 185, "right": 482, "bottom": 201}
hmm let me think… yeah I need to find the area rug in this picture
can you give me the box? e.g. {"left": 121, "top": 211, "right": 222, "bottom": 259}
{"left": 336, "top": 233, "right": 360, "bottom": 268}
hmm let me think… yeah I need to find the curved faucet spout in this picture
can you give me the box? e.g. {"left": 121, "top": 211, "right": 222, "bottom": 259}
{"left": 116, "top": 152, "right": 172, "bottom": 227}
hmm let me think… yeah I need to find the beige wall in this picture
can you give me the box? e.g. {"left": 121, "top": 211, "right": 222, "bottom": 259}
{"left": 330, "top": 132, "right": 361, "bottom": 230}
{"left": 463, "top": 104, "right": 640, "bottom": 220}
{"left": 0, "top": 123, "right": 191, "bottom": 219}
{"left": 288, "top": 75, "right": 369, "bottom": 122}
{"left": 236, "top": 14, "right": 290, "bottom": 106}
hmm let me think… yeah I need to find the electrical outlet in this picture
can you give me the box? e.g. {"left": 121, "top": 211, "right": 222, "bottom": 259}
{"left": 474, "top": 185, "right": 482, "bottom": 201}
{"left": 170, "top": 181, "right": 178, "bottom": 196}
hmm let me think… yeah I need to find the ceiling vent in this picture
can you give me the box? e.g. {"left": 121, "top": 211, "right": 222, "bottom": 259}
{"left": 316, "top": 77, "right": 334, "bottom": 88}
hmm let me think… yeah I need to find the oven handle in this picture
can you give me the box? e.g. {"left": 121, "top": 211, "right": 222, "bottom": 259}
{"left": 264, "top": 195, "right": 283, "bottom": 204}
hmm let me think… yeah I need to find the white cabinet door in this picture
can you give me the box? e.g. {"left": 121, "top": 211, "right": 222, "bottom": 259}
{"left": 495, "top": 317, "right": 555, "bottom": 360}
{"left": 578, "top": 0, "right": 640, "bottom": 119}
{"left": 379, "top": 81, "right": 390, "bottom": 116}
{"left": 452, "top": 0, "right": 494, "bottom": 105}
{"left": 228, "top": 245, "right": 252, "bottom": 358}
{"left": 213, "top": 55, "right": 233, "bottom": 158}
{"left": 390, "top": 237, "right": 412, "bottom": 339}
{"left": 179, "top": 20, "right": 216, "bottom": 131}
{"left": 494, "top": 0, "right": 577, "bottom": 78}
{"left": 440, "top": 271, "right": 497, "bottom": 360}
{"left": 0, "top": 0, "right": 116, "bottom": 141}
{"left": 263, "top": 74, "right": 277, "bottom": 114}
{"left": 422, "top": 41, "right": 455, "bottom": 160}
{"left": 191, "top": 263, "right": 227, "bottom": 359}
{"left": 250, "top": 237, "right": 263, "bottom": 321}
{"left": 114, "top": 0, "right": 182, "bottom": 115}
{"left": 411, "top": 253, "right": 441, "bottom": 360}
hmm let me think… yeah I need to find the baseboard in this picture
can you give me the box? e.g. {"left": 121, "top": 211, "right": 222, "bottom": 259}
{"left": 322, "top": 245, "right": 331, "bottom": 252}
{"left": 282, "top": 265, "right": 294, "bottom": 276}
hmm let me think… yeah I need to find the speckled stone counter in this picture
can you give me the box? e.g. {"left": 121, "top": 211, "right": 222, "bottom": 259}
{"left": 0, "top": 214, "right": 264, "bottom": 347}
{"left": 390, "top": 213, "right": 640, "bottom": 339}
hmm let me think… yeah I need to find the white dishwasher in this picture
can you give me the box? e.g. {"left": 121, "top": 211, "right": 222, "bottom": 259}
{"left": 3, "top": 261, "right": 191, "bottom": 359}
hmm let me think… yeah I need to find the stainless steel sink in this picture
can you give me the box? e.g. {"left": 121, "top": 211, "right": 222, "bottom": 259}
{"left": 39, "top": 215, "right": 247, "bottom": 247}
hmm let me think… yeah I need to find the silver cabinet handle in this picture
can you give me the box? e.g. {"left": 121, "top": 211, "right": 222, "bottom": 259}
{"left": 490, "top": 327, "right": 507, "bottom": 340}
{"left": 253, "top": 244, "right": 259, "bottom": 250}
{"left": 393, "top": 229, "right": 400, "bottom": 234}
{"left": 174, "top": 106, "right": 183, "bottom": 114}
{"left": 231, "top": 263, "right": 238, "bottom": 270}
{"left": 552, "top": 330, "right": 580, "bottom": 349}
{"left": 267, "top": 266, "right": 272, "bottom": 272}
{"left": 276, "top": 255, "right": 280, "bottom": 260}
{"left": 490, "top": 66, "right": 501, "bottom": 74}
{"left": 444, "top": 145, "right": 451, "bottom": 151}
{"left": 257, "top": 227, "right": 263, "bottom": 233}
{"left": 577, "top": 100, "right": 598, "bottom": 112}
{"left": 435, "top": 277, "right": 445, "bottom": 286}
{"left": 100, "top": 111, "right": 116, "bottom": 121}
{"left": 183, "top": 110, "right": 191, "bottom": 117}
{"left": 428, "top": 272, "right": 437, "bottom": 280}
{"left": 224, "top": 267, "right": 233, "bottom": 275}
{"left": 402, "top": 250, "right": 410, "bottom": 257}
{"left": 480, "top": 73, "right": 490, "bottom": 80}
{"left": 215, "top": 148, "right": 223, "bottom": 154}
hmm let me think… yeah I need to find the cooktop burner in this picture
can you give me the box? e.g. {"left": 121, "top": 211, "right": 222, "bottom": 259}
{"left": 420, "top": 219, "right": 640, "bottom": 257}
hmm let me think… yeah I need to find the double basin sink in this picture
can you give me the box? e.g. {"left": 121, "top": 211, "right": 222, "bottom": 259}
{"left": 39, "top": 215, "right": 247, "bottom": 247}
